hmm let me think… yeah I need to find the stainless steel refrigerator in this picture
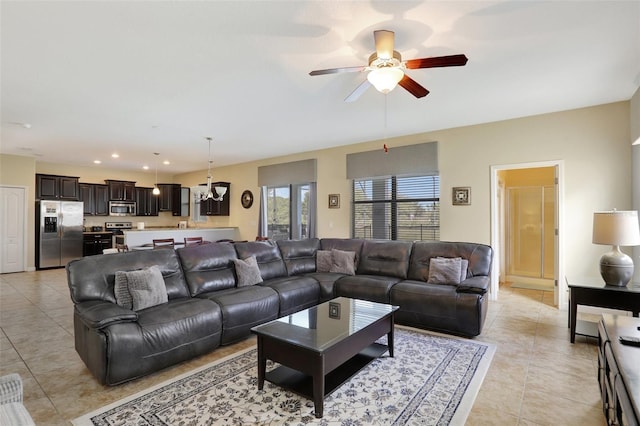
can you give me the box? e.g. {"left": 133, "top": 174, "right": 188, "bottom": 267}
{"left": 36, "top": 200, "right": 84, "bottom": 269}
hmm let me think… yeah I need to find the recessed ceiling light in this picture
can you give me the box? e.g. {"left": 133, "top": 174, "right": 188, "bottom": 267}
{"left": 163, "top": 160, "right": 170, "bottom": 165}
{"left": 94, "top": 160, "right": 102, "bottom": 164}
{"left": 111, "top": 153, "right": 119, "bottom": 158}
{"left": 143, "top": 165, "right": 149, "bottom": 170}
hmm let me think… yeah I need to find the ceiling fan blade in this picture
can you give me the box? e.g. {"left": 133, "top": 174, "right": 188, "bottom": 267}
{"left": 374, "top": 30, "right": 395, "bottom": 60}
{"left": 398, "top": 75, "right": 429, "bottom": 98}
{"left": 344, "top": 80, "right": 371, "bottom": 103}
{"left": 405, "top": 54, "right": 468, "bottom": 69}
{"left": 309, "top": 66, "right": 366, "bottom": 76}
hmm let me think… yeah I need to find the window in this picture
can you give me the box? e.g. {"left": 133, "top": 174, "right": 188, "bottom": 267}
{"left": 263, "top": 183, "right": 314, "bottom": 240}
{"left": 352, "top": 175, "right": 439, "bottom": 241}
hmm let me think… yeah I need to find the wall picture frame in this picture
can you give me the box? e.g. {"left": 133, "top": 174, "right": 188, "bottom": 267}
{"left": 328, "top": 301, "right": 341, "bottom": 319}
{"left": 452, "top": 187, "right": 471, "bottom": 205}
{"left": 328, "top": 194, "right": 340, "bottom": 209}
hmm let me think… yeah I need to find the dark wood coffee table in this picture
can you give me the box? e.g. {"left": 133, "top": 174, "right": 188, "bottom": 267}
{"left": 251, "top": 297, "right": 399, "bottom": 418}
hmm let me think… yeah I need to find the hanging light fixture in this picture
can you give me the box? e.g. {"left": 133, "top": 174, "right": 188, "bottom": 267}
{"left": 152, "top": 152, "right": 160, "bottom": 195}
{"left": 367, "top": 66, "right": 404, "bottom": 94}
{"left": 200, "top": 137, "right": 227, "bottom": 201}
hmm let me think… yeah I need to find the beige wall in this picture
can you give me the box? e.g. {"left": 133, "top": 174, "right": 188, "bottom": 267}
{"left": 1, "top": 101, "right": 633, "bottom": 278}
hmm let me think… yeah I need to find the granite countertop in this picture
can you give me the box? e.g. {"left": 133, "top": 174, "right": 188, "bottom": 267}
{"left": 83, "top": 231, "right": 113, "bottom": 235}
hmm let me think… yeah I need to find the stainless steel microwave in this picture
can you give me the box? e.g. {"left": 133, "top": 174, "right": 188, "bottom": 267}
{"left": 109, "top": 201, "right": 136, "bottom": 216}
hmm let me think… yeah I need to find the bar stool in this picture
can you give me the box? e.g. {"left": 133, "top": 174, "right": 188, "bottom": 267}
{"left": 116, "top": 244, "right": 129, "bottom": 252}
{"left": 184, "top": 236, "right": 203, "bottom": 246}
{"left": 153, "top": 238, "right": 175, "bottom": 249}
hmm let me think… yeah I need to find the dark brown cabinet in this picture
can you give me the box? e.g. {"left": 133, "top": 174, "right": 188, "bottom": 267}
{"left": 106, "top": 180, "right": 135, "bottom": 201}
{"left": 135, "top": 187, "right": 159, "bottom": 216}
{"left": 82, "top": 232, "right": 113, "bottom": 256}
{"left": 200, "top": 182, "right": 230, "bottom": 216}
{"left": 79, "top": 184, "right": 109, "bottom": 216}
{"left": 158, "top": 184, "right": 188, "bottom": 216}
{"left": 36, "top": 174, "right": 79, "bottom": 200}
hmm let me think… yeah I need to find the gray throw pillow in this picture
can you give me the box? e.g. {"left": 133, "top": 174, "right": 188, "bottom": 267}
{"left": 460, "top": 259, "right": 469, "bottom": 282}
{"left": 316, "top": 250, "right": 332, "bottom": 272}
{"left": 427, "top": 257, "right": 462, "bottom": 285}
{"left": 330, "top": 249, "right": 356, "bottom": 275}
{"left": 234, "top": 255, "right": 263, "bottom": 287}
{"left": 118, "top": 265, "right": 168, "bottom": 311}
{"left": 114, "top": 271, "right": 133, "bottom": 310}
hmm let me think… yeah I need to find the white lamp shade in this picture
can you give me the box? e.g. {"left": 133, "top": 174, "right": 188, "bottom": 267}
{"left": 592, "top": 210, "right": 640, "bottom": 246}
{"left": 367, "top": 67, "right": 404, "bottom": 94}
{"left": 214, "top": 186, "right": 227, "bottom": 197}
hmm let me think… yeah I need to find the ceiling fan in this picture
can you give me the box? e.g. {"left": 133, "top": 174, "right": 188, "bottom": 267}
{"left": 309, "top": 30, "right": 468, "bottom": 102}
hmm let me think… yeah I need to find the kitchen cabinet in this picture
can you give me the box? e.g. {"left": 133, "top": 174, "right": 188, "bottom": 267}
{"left": 200, "top": 182, "right": 230, "bottom": 216}
{"left": 36, "top": 174, "right": 80, "bottom": 200}
{"left": 83, "top": 232, "right": 113, "bottom": 256}
{"left": 135, "top": 187, "right": 159, "bottom": 216}
{"left": 106, "top": 180, "right": 135, "bottom": 201}
{"left": 157, "top": 184, "right": 187, "bottom": 216}
{"left": 79, "top": 184, "right": 109, "bottom": 216}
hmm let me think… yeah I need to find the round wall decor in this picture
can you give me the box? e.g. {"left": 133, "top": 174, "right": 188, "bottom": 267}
{"left": 241, "top": 190, "right": 254, "bottom": 209}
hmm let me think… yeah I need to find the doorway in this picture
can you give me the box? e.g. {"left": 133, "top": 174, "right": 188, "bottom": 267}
{"left": 490, "top": 161, "right": 565, "bottom": 308}
{"left": 1, "top": 186, "right": 27, "bottom": 273}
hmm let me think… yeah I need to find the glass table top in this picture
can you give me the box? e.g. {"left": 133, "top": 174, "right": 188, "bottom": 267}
{"left": 251, "top": 297, "right": 399, "bottom": 353}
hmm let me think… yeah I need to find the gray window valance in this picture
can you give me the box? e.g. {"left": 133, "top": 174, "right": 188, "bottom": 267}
{"left": 346, "top": 141, "right": 438, "bottom": 180}
{"left": 258, "top": 158, "right": 317, "bottom": 187}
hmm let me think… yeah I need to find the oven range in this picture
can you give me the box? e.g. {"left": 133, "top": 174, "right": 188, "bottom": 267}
{"left": 105, "top": 221, "right": 132, "bottom": 247}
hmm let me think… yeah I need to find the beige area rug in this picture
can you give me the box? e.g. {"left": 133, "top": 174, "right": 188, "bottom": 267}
{"left": 73, "top": 326, "right": 495, "bottom": 425}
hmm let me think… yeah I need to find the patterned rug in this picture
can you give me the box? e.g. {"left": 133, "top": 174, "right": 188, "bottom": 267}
{"left": 73, "top": 327, "right": 494, "bottom": 425}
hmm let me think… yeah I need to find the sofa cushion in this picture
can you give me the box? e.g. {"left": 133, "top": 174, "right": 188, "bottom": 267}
{"left": 260, "top": 276, "right": 320, "bottom": 316}
{"left": 67, "top": 248, "right": 190, "bottom": 304}
{"left": 177, "top": 242, "right": 238, "bottom": 296}
{"left": 276, "top": 238, "right": 320, "bottom": 275}
{"left": 320, "top": 238, "right": 365, "bottom": 268}
{"left": 234, "top": 241, "right": 287, "bottom": 280}
{"left": 201, "top": 286, "right": 279, "bottom": 345}
{"left": 114, "top": 266, "right": 168, "bottom": 311}
{"left": 357, "top": 240, "right": 413, "bottom": 279}
{"left": 408, "top": 241, "right": 493, "bottom": 281}
{"left": 427, "top": 258, "right": 462, "bottom": 285}
{"left": 233, "top": 256, "right": 263, "bottom": 287}
{"left": 316, "top": 250, "right": 332, "bottom": 272}
{"left": 329, "top": 249, "right": 356, "bottom": 275}
{"left": 334, "top": 275, "right": 401, "bottom": 303}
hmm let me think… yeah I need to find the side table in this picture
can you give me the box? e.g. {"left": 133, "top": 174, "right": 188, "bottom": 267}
{"left": 566, "top": 277, "right": 640, "bottom": 343}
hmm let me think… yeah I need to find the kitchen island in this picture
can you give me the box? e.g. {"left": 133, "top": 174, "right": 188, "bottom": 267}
{"left": 122, "top": 227, "right": 239, "bottom": 248}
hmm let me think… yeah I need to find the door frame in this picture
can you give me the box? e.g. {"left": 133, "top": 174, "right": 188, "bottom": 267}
{"left": 0, "top": 185, "right": 29, "bottom": 273}
{"left": 490, "top": 160, "right": 566, "bottom": 309}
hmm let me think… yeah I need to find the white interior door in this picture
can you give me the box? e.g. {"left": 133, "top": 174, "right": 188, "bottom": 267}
{"left": 1, "top": 186, "right": 26, "bottom": 273}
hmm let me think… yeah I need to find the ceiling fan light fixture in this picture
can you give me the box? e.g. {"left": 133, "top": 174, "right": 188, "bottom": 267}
{"left": 367, "top": 67, "right": 404, "bottom": 94}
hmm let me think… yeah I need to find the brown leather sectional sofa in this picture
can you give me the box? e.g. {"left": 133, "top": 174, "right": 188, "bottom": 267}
{"left": 67, "top": 238, "right": 492, "bottom": 385}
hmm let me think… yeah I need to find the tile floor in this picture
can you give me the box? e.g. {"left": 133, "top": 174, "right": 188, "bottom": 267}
{"left": 0, "top": 268, "right": 605, "bottom": 425}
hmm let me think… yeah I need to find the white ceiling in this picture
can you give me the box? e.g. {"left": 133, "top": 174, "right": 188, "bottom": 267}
{"left": 2, "top": 1, "right": 639, "bottom": 174}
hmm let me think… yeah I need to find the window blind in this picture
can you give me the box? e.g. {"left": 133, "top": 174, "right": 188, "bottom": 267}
{"left": 258, "top": 159, "right": 317, "bottom": 187}
{"left": 346, "top": 141, "right": 438, "bottom": 180}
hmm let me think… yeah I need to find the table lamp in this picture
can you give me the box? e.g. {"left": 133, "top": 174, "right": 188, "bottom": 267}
{"left": 592, "top": 210, "right": 640, "bottom": 286}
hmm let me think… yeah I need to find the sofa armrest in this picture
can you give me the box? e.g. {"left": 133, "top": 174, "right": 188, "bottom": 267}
{"left": 74, "top": 300, "right": 138, "bottom": 330}
{"left": 456, "top": 276, "right": 489, "bottom": 295}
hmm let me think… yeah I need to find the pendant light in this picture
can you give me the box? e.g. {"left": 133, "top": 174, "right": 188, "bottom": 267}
{"left": 152, "top": 152, "right": 160, "bottom": 195}
{"left": 201, "top": 137, "right": 226, "bottom": 201}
